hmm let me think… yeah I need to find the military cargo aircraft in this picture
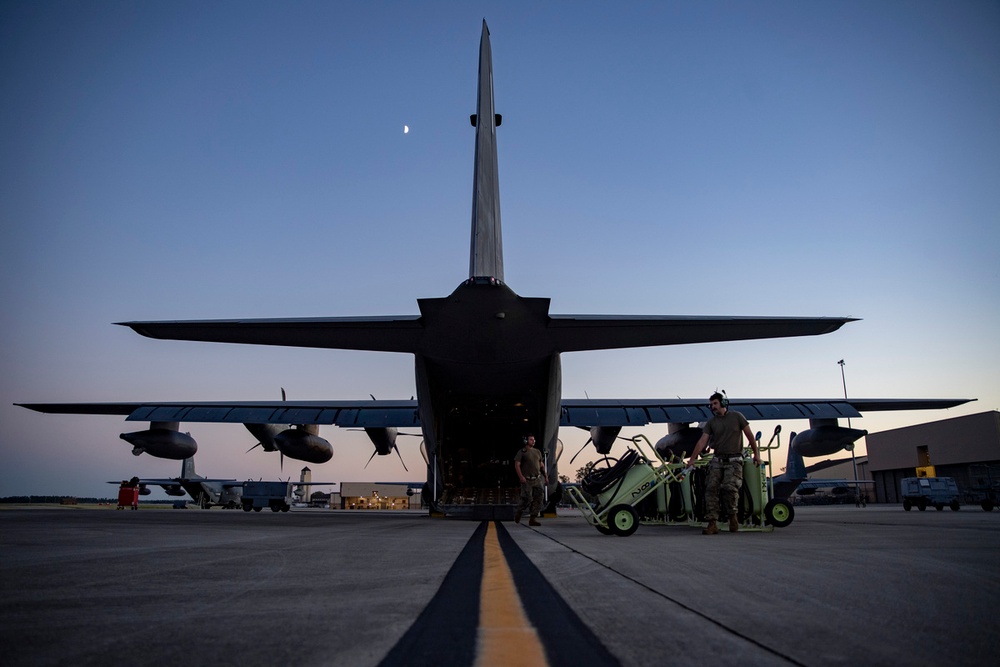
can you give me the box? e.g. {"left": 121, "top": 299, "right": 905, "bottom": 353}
{"left": 17, "top": 22, "right": 972, "bottom": 519}
{"left": 111, "top": 457, "right": 243, "bottom": 509}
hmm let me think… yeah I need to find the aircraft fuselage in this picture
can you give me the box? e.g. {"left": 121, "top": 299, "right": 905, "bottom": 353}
{"left": 414, "top": 280, "right": 562, "bottom": 514}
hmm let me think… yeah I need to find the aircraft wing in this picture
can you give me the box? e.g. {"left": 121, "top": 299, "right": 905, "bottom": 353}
{"left": 559, "top": 397, "right": 975, "bottom": 427}
{"left": 17, "top": 400, "right": 422, "bottom": 428}
{"left": 117, "top": 316, "right": 424, "bottom": 353}
{"left": 797, "top": 479, "right": 874, "bottom": 489}
{"left": 547, "top": 315, "right": 858, "bottom": 352}
{"left": 108, "top": 478, "right": 242, "bottom": 487}
{"left": 21, "top": 396, "right": 972, "bottom": 429}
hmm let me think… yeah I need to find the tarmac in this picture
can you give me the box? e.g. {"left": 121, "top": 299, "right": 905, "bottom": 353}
{"left": 1, "top": 504, "right": 997, "bottom": 666}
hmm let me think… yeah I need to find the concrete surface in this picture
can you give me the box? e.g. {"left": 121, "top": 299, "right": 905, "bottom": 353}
{"left": 1, "top": 505, "right": 996, "bottom": 666}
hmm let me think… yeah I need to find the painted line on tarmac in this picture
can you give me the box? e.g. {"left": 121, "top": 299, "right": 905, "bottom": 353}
{"left": 473, "top": 521, "right": 547, "bottom": 666}
{"left": 378, "top": 521, "right": 619, "bottom": 667}
{"left": 530, "top": 528, "right": 807, "bottom": 667}
{"left": 495, "top": 521, "right": 620, "bottom": 666}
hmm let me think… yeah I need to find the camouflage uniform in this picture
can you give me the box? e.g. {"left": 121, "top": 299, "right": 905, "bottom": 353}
{"left": 704, "top": 455, "right": 744, "bottom": 522}
{"left": 514, "top": 445, "right": 545, "bottom": 519}
{"left": 702, "top": 410, "right": 750, "bottom": 523}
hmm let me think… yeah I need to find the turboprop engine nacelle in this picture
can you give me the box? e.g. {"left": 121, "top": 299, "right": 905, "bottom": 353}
{"left": 790, "top": 419, "right": 868, "bottom": 458}
{"left": 160, "top": 485, "right": 186, "bottom": 497}
{"left": 365, "top": 427, "right": 399, "bottom": 456}
{"left": 589, "top": 426, "right": 621, "bottom": 455}
{"left": 120, "top": 422, "right": 197, "bottom": 460}
{"left": 654, "top": 423, "right": 703, "bottom": 459}
{"left": 273, "top": 425, "right": 333, "bottom": 464}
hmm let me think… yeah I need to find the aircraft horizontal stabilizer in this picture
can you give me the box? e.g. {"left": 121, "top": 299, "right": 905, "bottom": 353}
{"left": 117, "top": 317, "right": 423, "bottom": 353}
{"left": 547, "top": 315, "right": 858, "bottom": 352}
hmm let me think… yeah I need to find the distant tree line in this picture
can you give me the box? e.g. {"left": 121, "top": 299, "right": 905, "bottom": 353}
{"left": 1, "top": 496, "right": 115, "bottom": 504}
{"left": 2, "top": 496, "right": 187, "bottom": 505}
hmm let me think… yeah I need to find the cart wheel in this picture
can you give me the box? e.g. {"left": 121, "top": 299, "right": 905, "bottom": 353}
{"left": 242, "top": 505, "right": 252, "bottom": 512}
{"left": 253, "top": 506, "right": 262, "bottom": 512}
{"left": 596, "top": 525, "right": 613, "bottom": 535}
{"left": 982, "top": 500, "right": 994, "bottom": 512}
{"left": 918, "top": 500, "right": 927, "bottom": 511}
{"left": 935, "top": 504, "right": 943, "bottom": 511}
{"left": 950, "top": 500, "right": 960, "bottom": 511}
{"left": 607, "top": 504, "right": 639, "bottom": 537}
{"left": 764, "top": 498, "right": 794, "bottom": 528}
{"left": 903, "top": 499, "right": 912, "bottom": 511}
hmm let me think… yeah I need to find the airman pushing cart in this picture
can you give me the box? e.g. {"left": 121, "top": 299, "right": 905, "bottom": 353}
{"left": 563, "top": 434, "right": 793, "bottom": 536}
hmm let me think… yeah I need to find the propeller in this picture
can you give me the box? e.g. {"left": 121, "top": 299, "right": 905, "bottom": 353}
{"left": 569, "top": 437, "right": 595, "bottom": 465}
{"left": 569, "top": 426, "right": 631, "bottom": 464}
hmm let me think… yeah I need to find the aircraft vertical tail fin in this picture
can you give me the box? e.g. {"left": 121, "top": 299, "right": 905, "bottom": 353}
{"left": 181, "top": 457, "right": 197, "bottom": 480}
{"left": 784, "top": 434, "right": 807, "bottom": 481}
{"left": 469, "top": 20, "right": 504, "bottom": 282}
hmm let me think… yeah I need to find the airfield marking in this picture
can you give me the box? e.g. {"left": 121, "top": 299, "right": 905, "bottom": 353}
{"left": 379, "top": 520, "right": 618, "bottom": 666}
{"left": 474, "top": 521, "right": 548, "bottom": 667}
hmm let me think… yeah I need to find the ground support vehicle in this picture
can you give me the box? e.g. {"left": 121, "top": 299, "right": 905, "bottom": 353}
{"left": 241, "top": 481, "right": 293, "bottom": 513}
{"left": 564, "top": 435, "right": 793, "bottom": 536}
{"left": 967, "top": 464, "right": 1000, "bottom": 511}
{"left": 901, "top": 477, "right": 960, "bottom": 511}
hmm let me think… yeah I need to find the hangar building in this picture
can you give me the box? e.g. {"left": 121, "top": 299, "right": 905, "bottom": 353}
{"left": 339, "top": 482, "right": 423, "bottom": 510}
{"left": 865, "top": 411, "right": 1000, "bottom": 504}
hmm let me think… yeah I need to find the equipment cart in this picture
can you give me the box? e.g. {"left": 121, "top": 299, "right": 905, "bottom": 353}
{"left": 564, "top": 434, "right": 794, "bottom": 536}
{"left": 117, "top": 483, "right": 140, "bottom": 510}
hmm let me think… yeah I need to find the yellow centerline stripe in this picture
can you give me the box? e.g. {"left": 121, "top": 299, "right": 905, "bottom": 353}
{"left": 474, "top": 522, "right": 549, "bottom": 667}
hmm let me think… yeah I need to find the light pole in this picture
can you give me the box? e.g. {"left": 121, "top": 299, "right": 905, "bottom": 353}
{"left": 838, "top": 359, "right": 861, "bottom": 506}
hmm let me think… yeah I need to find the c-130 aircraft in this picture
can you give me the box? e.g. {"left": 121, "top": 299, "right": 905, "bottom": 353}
{"left": 17, "top": 22, "right": 971, "bottom": 519}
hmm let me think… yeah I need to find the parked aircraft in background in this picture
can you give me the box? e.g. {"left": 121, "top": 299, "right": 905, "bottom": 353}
{"left": 110, "top": 457, "right": 242, "bottom": 509}
{"left": 19, "top": 22, "right": 972, "bottom": 519}
{"left": 770, "top": 427, "right": 875, "bottom": 500}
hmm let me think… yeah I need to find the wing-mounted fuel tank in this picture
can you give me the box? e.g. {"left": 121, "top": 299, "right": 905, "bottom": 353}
{"left": 120, "top": 421, "right": 197, "bottom": 460}
{"left": 654, "top": 423, "right": 704, "bottom": 459}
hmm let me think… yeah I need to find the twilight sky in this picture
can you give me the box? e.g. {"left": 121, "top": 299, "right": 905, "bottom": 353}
{"left": 2, "top": 1, "right": 997, "bottom": 498}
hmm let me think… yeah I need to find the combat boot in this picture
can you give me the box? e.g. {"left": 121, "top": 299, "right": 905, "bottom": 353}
{"left": 729, "top": 516, "right": 740, "bottom": 533}
{"left": 514, "top": 509, "right": 523, "bottom": 524}
{"left": 702, "top": 520, "right": 719, "bottom": 535}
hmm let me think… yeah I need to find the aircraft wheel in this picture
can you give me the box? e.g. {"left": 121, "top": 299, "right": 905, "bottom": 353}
{"left": 607, "top": 504, "right": 639, "bottom": 537}
{"left": 903, "top": 499, "right": 912, "bottom": 511}
{"left": 596, "top": 525, "right": 613, "bottom": 535}
{"left": 764, "top": 498, "right": 794, "bottom": 528}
